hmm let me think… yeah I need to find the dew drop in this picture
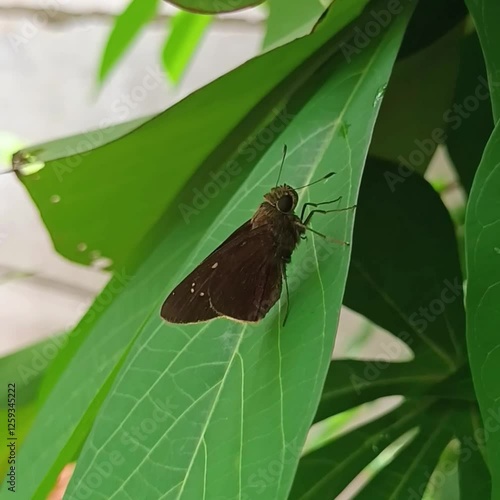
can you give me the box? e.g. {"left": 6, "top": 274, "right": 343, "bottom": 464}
{"left": 77, "top": 242, "right": 88, "bottom": 252}
{"left": 90, "top": 256, "right": 113, "bottom": 270}
{"left": 373, "top": 83, "right": 388, "bottom": 107}
{"left": 50, "top": 195, "right": 61, "bottom": 204}
{"left": 494, "top": 247, "right": 500, "bottom": 254}
{"left": 371, "top": 444, "right": 380, "bottom": 453}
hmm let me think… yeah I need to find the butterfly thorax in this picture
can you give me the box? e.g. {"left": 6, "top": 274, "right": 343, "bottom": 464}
{"left": 251, "top": 185, "right": 305, "bottom": 261}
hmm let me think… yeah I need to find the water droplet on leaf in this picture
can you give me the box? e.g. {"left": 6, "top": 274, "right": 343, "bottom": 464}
{"left": 373, "top": 83, "right": 388, "bottom": 107}
{"left": 91, "top": 256, "right": 113, "bottom": 270}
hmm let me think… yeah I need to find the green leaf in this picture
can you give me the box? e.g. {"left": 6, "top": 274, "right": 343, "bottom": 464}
{"left": 162, "top": 11, "right": 212, "bottom": 83}
{"left": 15, "top": 0, "right": 370, "bottom": 270}
{"left": 291, "top": 401, "right": 430, "bottom": 499}
{"left": 465, "top": 120, "right": 500, "bottom": 497}
{"left": 165, "top": 0, "right": 263, "bottom": 14}
{"left": 99, "top": 0, "right": 160, "bottom": 83}
{"left": 0, "top": 333, "right": 67, "bottom": 409}
{"left": 455, "top": 404, "right": 491, "bottom": 500}
{"left": 58, "top": 6, "right": 415, "bottom": 499}
{"left": 398, "top": 0, "right": 467, "bottom": 58}
{"left": 370, "top": 29, "right": 460, "bottom": 173}
{"left": 446, "top": 32, "right": 494, "bottom": 194}
{"left": 423, "top": 439, "right": 460, "bottom": 500}
{"left": 315, "top": 360, "right": 444, "bottom": 422}
{"left": 264, "top": 0, "right": 331, "bottom": 51}
{"left": 465, "top": 0, "right": 500, "bottom": 122}
{"left": 344, "top": 158, "right": 466, "bottom": 373}
{"left": 355, "top": 407, "right": 454, "bottom": 499}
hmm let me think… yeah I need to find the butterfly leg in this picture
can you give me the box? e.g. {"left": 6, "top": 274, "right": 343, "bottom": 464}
{"left": 300, "top": 196, "right": 343, "bottom": 222}
{"left": 300, "top": 225, "right": 350, "bottom": 246}
{"left": 281, "top": 261, "right": 290, "bottom": 326}
{"left": 302, "top": 204, "right": 357, "bottom": 227}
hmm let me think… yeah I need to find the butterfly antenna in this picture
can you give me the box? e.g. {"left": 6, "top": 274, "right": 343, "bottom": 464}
{"left": 275, "top": 144, "right": 288, "bottom": 187}
{"left": 295, "top": 171, "right": 336, "bottom": 190}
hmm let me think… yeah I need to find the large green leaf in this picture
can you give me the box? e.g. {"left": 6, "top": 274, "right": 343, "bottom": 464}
{"left": 446, "top": 32, "right": 494, "bottom": 194}
{"left": 465, "top": 121, "right": 500, "bottom": 497}
{"left": 15, "top": 0, "right": 369, "bottom": 270}
{"left": 370, "top": 30, "right": 460, "bottom": 173}
{"left": 465, "top": 0, "right": 500, "bottom": 122}
{"left": 59, "top": 6, "right": 415, "bottom": 500}
{"left": 344, "top": 158, "right": 466, "bottom": 373}
{"left": 165, "top": 0, "right": 263, "bottom": 14}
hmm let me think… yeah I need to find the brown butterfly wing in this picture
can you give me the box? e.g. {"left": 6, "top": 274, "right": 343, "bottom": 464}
{"left": 161, "top": 221, "right": 253, "bottom": 324}
{"left": 161, "top": 222, "right": 283, "bottom": 324}
{"left": 209, "top": 234, "right": 282, "bottom": 322}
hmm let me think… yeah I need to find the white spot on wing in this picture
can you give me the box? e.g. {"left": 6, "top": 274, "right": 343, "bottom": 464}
{"left": 200, "top": 292, "right": 205, "bottom": 296}
{"left": 212, "top": 262, "right": 218, "bottom": 269}
{"left": 190, "top": 288, "right": 194, "bottom": 293}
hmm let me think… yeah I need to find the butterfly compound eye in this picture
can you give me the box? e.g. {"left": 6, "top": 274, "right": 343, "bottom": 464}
{"left": 277, "top": 194, "right": 294, "bottom": 213}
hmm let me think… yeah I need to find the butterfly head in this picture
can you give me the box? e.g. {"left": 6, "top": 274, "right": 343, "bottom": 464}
{"left": 265, "top": 185, "right": 299, "bottom": 214}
